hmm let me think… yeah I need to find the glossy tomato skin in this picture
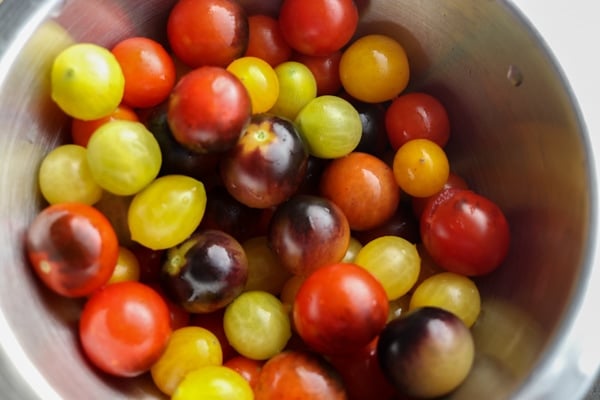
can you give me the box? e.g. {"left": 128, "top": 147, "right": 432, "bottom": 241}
{"left": 293, "top": 263, "right": 389, "bottom": 355}
{"left": 167, "top": 0, "right": 249, "bottom": 68}
{"left": 167, "top": 67, "right": 251, "bottom": 154}
{"left": 26, "top": 202, "right": 119, "bottom": 298}
{"left": 220, "top": 113, "right": 309, "bottom": 208}
{"left": 279, "top": 0, "right": 358, "bottom": 56}
{"left": 254, "top": 350, "right": 347, "bottom": 400}
{"left": 79, "top": 281, "right": 172, "bottom": 377}
{"left": 385, "top": 92, "right": 451, "bottom": 150}
{"left": 420, "top": 188, "right": 510, "bottom": 276}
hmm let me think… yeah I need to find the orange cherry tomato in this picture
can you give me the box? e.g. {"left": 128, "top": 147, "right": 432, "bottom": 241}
{"left": 320, "top": 152, "right": 401, "bottom": 231}
{"left": 111, "top": 36, "right": 176, "bottom": 108}
{"left": 71, "top": 103, "right": 138, "bottom": 147}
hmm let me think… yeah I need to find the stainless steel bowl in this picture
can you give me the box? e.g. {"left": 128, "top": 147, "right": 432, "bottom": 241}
{"left": 2, "top": 0, "right": 599, "bottom": 399}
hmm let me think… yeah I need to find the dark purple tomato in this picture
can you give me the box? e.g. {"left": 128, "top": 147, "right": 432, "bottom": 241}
{"left": 197, "top": 186, "right": 264, "bottom": 242}
{"left": 142, "top": 102, "right": 221, "bottom": 182}
{"left": 220, "top": 113, "right": 308, "bottom": 209}
{"left": 268, "top": 195, "right": 350, "bottom": 276}
{"left": 377, "top": 307, "right": 475, "bottom": 398}
{"left": 343, "top": 94, "right": 389, "bottom": 155}
{"left": 354, "top": 199, "right": 420, "bottom": 245}
{"left": 167, "top": 66, "right": 251, "bottom": 154}
{"left": 161, "top": 230, "right": 248, "bottom": 313}
{"left": 295, "top": 156, "right": 330, "bottom": 196}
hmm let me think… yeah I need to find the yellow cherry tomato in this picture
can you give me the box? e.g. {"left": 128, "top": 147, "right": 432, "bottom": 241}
{"left": 151, "top": 326, "right": 223, "bottom": 396}
{"left": 409, "top": 272, "right": 481, "bottom": 328}
{"left": 393, "top": 138, "right": 450, "bottom": 197}
{"left": 339, "top": 34, "right": 410, "bottom": 103}
{"left": 227, "top": 56, "right": 279, "bottom": 114}
{"left": 172, "top": 365, "right": 253, "bottom": 400}
{"left": 106, "top": 246, "right": 140, "bottom": 285}
{"left": 51, "top": 43, "right": 125, "bottom": 120}
{"left": 269, "top": 61, "right": 317, "bottom": 120}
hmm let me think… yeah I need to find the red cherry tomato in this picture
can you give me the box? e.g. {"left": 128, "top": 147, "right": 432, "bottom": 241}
{"left": 26, "top": 202, "right": 119, "bottom": 298}
{"left": 328, "top": 338, "right": 398, "bottom": 400}
{"left": 385, "top": 92, "right": 451, "bottom": 150}
{"left": 254, "top": 351, "right": 347, "bottom": 399}
{"left": 167, "top": 0, "right": 249, "bottom": 68}
{"left": 279, "top": 0, "right": 358, "bottom": 56}
{"left": 420, "top": 188, "right": 510, "bottom": 276}
{"left": 223, "top": 356, "right": 264, "bottom": 390}
{"left": 167, "top": 66, "right": 252, "bottom": 153}
{"left": 293, "top": 263, "right": 389, "bottom": 355}
{"left": 292, "top": 50, "right": 342, "bottom": 96}
{"left": 411, "top": 172, "right": 469, "bottom": 218}
{"left": 111, "top": 37, "right": 176, "bottom": 109}
{"left": 71, "top": 104, "right": 139, "bottom": 147}
{"left": 79, "top": 281, "right": 172, "bottom": 377}
{"left": 245, "top": 14, "right": 292, "bottom": 67}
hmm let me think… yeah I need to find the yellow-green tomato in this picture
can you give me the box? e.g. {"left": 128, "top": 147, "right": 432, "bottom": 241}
{"left": 354, "top": 235, "right": 421, "bottom": 300}
{"left": 128, "top": 175, "right": 206, "bottom": 250}
{"left": 51, "top": 43, "right": 124, "bottom": 120}
{"left": 341, "top": 237, "right": 363, "bottom": 263}
{"left": 38, "top": 144, "right": 102, "bottom": 205}
{"left": 105, "top": 246, "right": 140, "bottom": 285}
{"left": 409, "top": 272, "right": 481, "bottom": 327}
{"left": 227, "top": 56, "right": 279, "bottom": 114}
{"left": 224, "top": 290, "right": 291, "bottom": 360}
{"left": 151, "top": 326, "right": 223, "bottom": 396}
{"left": 295, "top": 95, "right": 362, "bottom": 159}
{"left": 269, "top": 61, "right": 317, "bottom": 120}
{"left": 86, "top": 120, "right": 162, "bottom": 196}
{"left": 172, "top": 365, "right": 253, "bottom": 400}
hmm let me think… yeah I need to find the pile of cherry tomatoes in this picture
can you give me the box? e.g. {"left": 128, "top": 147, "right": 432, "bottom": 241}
{"left": 25, "top": 0, "right": 511, "bottom": 398}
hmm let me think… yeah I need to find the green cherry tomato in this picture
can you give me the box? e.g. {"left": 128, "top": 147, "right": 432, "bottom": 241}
{"left": 295, "top": 95, "right": 362, "bottom": 159}
{"left": 270, "top": 61, "right": 317, "bottom": 120}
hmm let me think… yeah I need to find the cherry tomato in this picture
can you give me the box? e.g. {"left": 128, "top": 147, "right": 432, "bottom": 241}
{"left": 150, "top": 326, "right": 223, "bottom": 396}
{"left": 385, "top": 92, "right": 451, "bottom": 150}
{"left": 79, "top": 281, "right": 172, "bottom": 377}
{"left": 320, "top": 152, "right": 401, "bottom": 231}
{"left": 71, "top": 103, "right": 138, "bottom": 147}
{"left": 223, "top": 355, "right": 264, "bottom": 390}
{"left": 293, "top": 263, "right": 389, "bottom": 355}
{"left": 167, "top": 0, "right": 249, "bottom": 68}
{"left": 26, "top": 202, "right": 119, "bottom": 298}
{"left": 420, "top": 188, "right": 510, "bottom": 276}
{"left": 254, "top": 350, "right": 347, "bottom": 399}
{"left": 105, "top": 246, "right": 141, "bottom": 285}
{"left": 328, "top": 338, "right": 398, "bottom": 400}
{"left": 270, "top": 61, "right": 317, "bottom": 120}
{"left": 190, "top": 309, "right": 238, "bottom": 362}
{"left": 167, "top": 67, "right": 251, "bottom": 153}
{"left": 172, "top": 365, "right": 253, "bottom": 400}
{"left": 293, "top": 50, "right": 342, "bottom": 95}
{"left": 411, "top": 171, "right": 469, "bottom": 218}
{"left": 339, "top": 34, "right": 410, "bottom": 103}
{"left": 393, "top": 138, "right": 450, "bottom": 198}
{"left": 279, "top": 0, "right": 358, "bottom": 56}
{"left": 245, "top": 14, "right": 292, "bottom": 67}
{"left": 111, "top": 36, "right": 176, "bottom": 109}
{"left": 227, "top": 56, "right": 279, "bottom": 114}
